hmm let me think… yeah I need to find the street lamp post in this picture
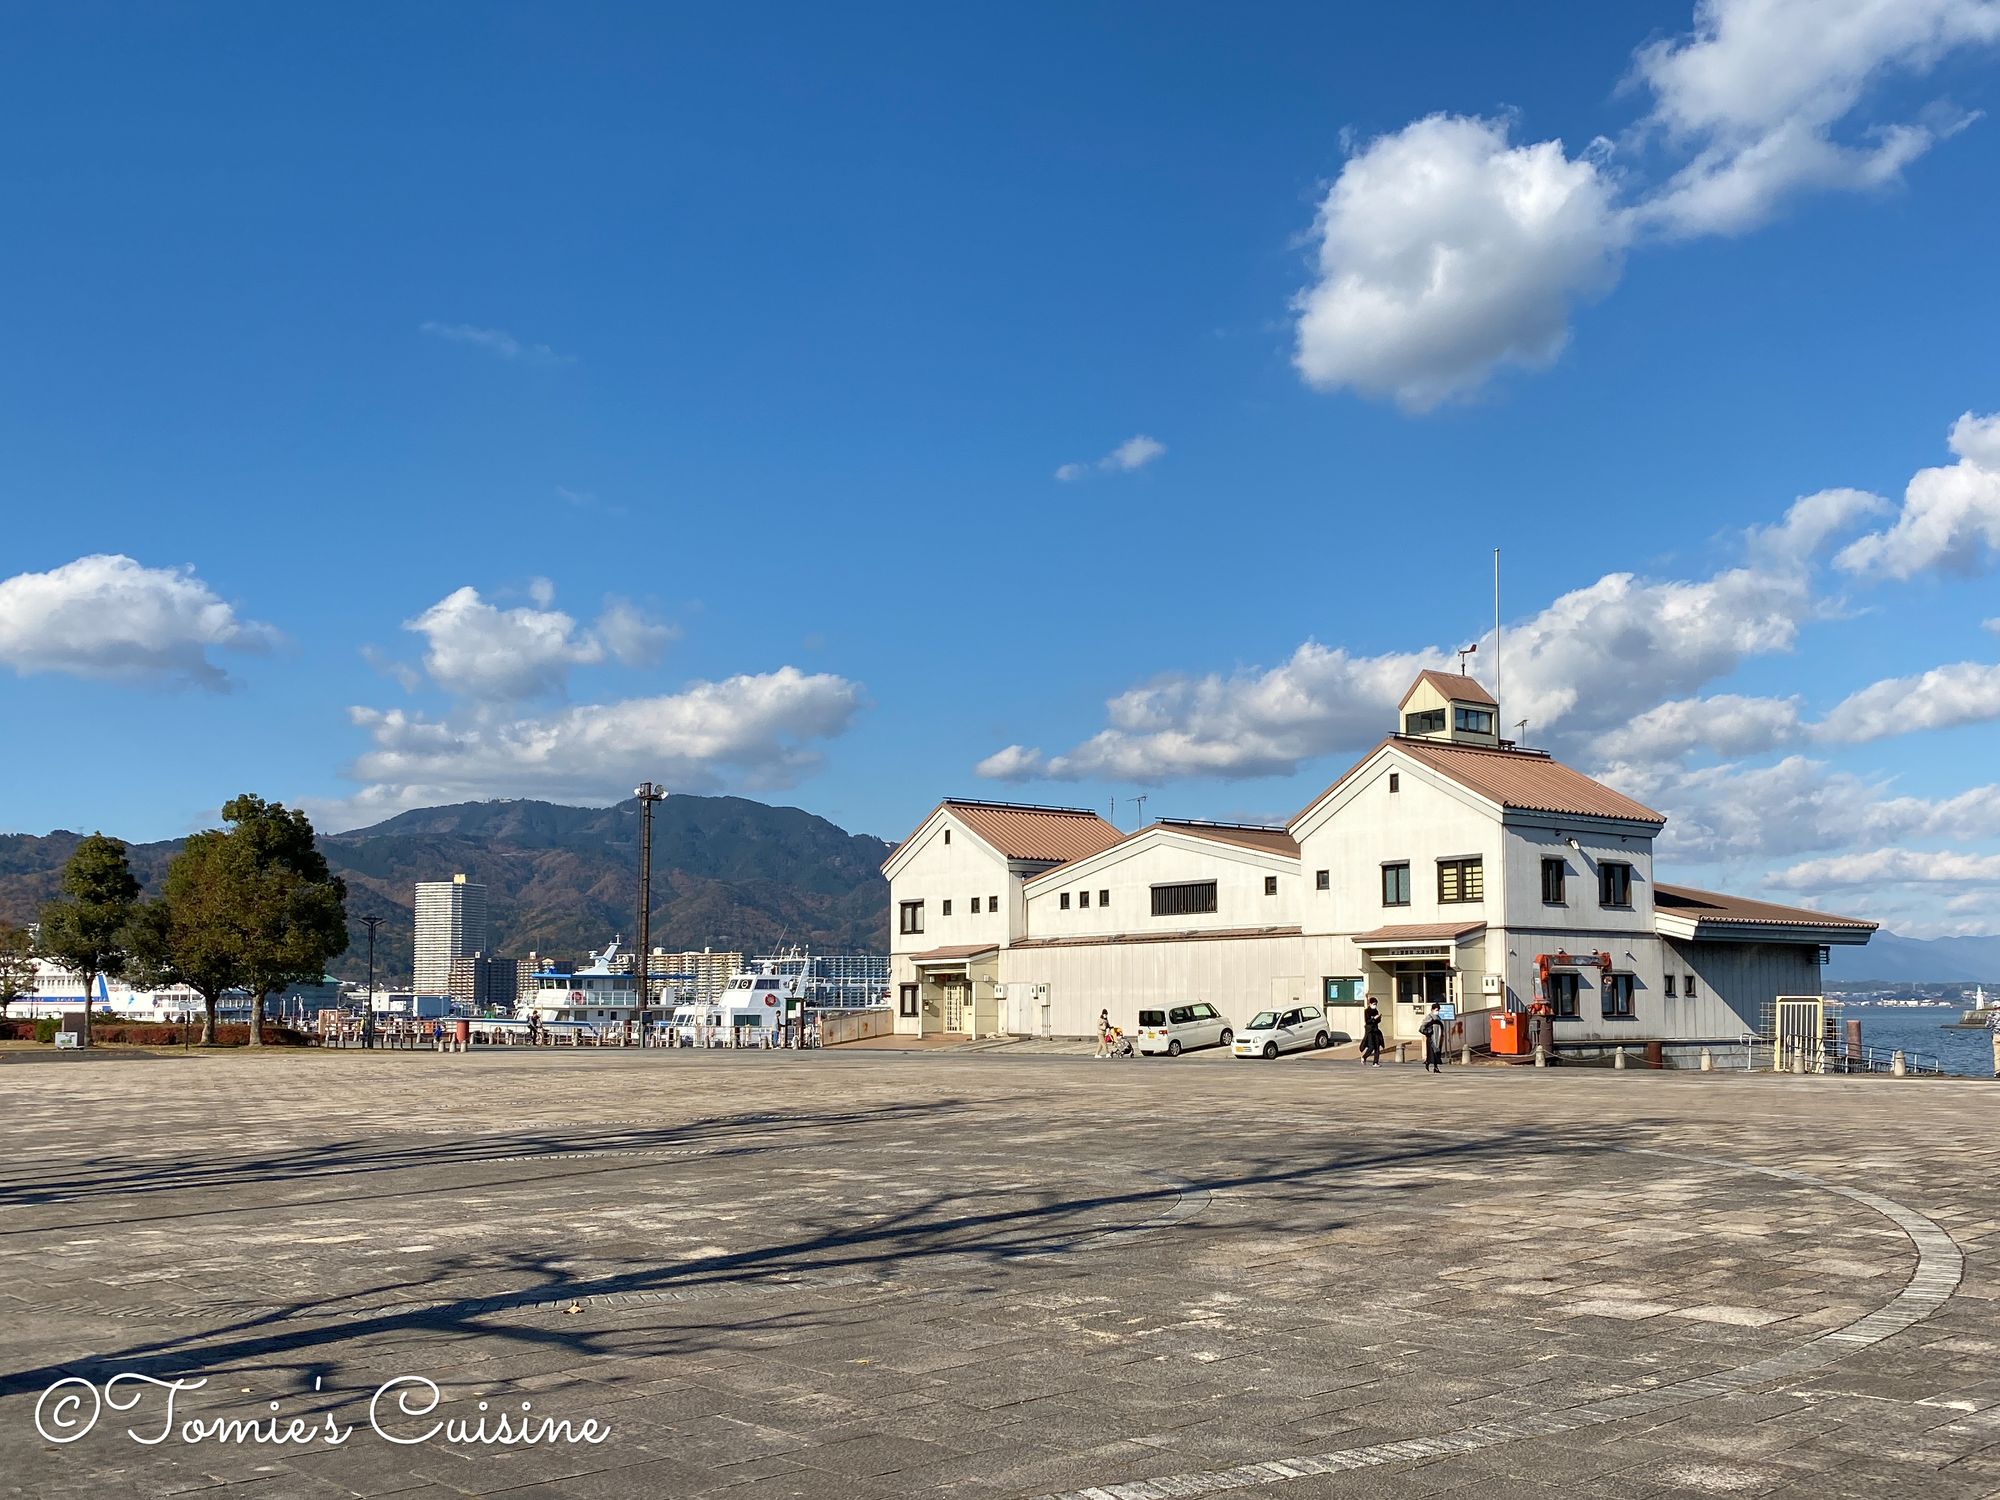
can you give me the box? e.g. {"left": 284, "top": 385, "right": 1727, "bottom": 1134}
{"left": 634, "top": 782, "right": 666, "bottom": 1047}
{"left": 360, "top": 915, "right": 383, "bottom": 1050}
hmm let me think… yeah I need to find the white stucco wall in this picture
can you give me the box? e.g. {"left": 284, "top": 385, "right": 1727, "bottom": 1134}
{"left": 1023, "top": 831, "right": 1298, "bottom": 940}
{"left": 999, "top": 933, "right": 1307, "bottom": 1039}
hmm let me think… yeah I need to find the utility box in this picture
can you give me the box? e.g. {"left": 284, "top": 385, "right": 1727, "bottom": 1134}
{"left": 1490, "top": 1012, "right": 1528, "bottom": 1056}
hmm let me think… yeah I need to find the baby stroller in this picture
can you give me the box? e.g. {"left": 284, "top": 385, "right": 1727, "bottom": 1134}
{"left": 1106, "top": 1026, "right": 1134, "bottom": 1059}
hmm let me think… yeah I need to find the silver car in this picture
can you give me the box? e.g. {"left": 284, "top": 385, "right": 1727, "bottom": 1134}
{"left": 1231, "top": 1004, "right": 1331, "bottom": 1059}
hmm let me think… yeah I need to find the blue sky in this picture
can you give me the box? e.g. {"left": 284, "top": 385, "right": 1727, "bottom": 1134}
{"left": 4, "top": 2, "right": 1999, "bottom": 936}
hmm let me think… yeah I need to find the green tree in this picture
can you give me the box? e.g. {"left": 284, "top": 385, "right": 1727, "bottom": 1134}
{"left": 218, "top": 795, "right": 347, "bottom": 1046}
{"left": 127, "top": 833, "right": 248, "bottom": 1045}
{"left": 0, "top": 922, "right": 36, "bottom": 1019}
{"left": 36, "top": 834, "right": 141, "bottom": 1046}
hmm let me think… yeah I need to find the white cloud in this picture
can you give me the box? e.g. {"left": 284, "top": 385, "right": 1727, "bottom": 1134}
{"left": 1835, "top": 411, "right": 2000, "bottom": 577}
{"left": 1593, "top": 694, "right": 1806, "bottom": 763}
{"left": 1055, "top": 434, "right": 1167, "bottom": 482}
{"left": 1293, "top": 1, "right": 2000, "bottom": 406}
{"left": 335, "top": 666, "right": 863, "bottom": 820}
{"left": 1293, "top": 114, "right": 1627, "bottom": 410}
{"left": 1747, "top": 487, "right": 1892, "bottom": 564}
{"left": 1815, "top": 661, "right": 2000, "bottom": 741}
{"left": 1987, "top": 617, "right": 2000, "bottom": 634}
{"left": 420, "top": 321, "right": 571, "bottom": 364}
{"left": 404, "top": 586, "right": 605, "bottom": 702}
{"left": 1773, "top": 847, "right": 2000, "bottom": 888}
{"left": 0, "top": 554, "right": 277, "bottom": 689}
{"left": 597, "top": 599, "right": 678, "bottom": 667}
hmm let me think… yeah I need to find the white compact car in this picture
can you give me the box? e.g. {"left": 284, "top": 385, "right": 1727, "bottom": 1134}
{"left": 1231, "top": 1004, "right": 1331, "bottom": 1059}
{"left": 1135, "top": 1002, "right": 1233, "bottom": 1056}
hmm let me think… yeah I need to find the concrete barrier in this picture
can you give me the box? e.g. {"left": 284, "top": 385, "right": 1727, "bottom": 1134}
{"left": 821, "top": 1009, "right": 896, "bottom": 1046}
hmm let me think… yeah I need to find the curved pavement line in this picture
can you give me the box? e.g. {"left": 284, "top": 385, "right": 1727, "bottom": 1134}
{"left": 1030, "top": 1149, "right": 1965, "bottom": 1500}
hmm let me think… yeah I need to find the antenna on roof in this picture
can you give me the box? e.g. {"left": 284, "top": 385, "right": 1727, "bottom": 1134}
{"left": 1514, "top": 718, "right": 1528, "bottom": 742}
{"left": 1456, "top": 642, "right": 1478, "bottom": 676}
{"left": 1130, "top": 794, "right": 1148, "bottom": 825}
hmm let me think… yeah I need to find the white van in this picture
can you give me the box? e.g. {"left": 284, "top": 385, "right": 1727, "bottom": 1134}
{"left": 1135, "top": 1002, "right": 1233, "bottom": 1056}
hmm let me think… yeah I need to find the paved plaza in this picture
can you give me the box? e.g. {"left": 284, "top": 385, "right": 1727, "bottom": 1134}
{"left": 3, "top": 1048, "right": 1999, "bottom": 1499}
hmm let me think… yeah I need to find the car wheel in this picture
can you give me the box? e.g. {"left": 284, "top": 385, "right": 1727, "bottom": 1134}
{"left": 1167, "top": 1039, "right": 1182, "bottom": 1057}
{"left": 1262, "top": 1041, "right": 1278, "bottom": 1059}
{"left": 1315, "top": 1030, "right": 1330, "bottom": 1049}
{"left": 1219, "top": 1028, "right": 1233, "bottom": 1047}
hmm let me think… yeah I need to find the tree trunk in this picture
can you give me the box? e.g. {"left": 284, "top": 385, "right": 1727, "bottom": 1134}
{"left": 81, "top": 969, "right": 95, "bottom": 1048}
{"left": 201, "top": 995, "right": 218, "bottom": 1047}
{"left": 247, "top": 990, "right": 266, "bottom": 1046}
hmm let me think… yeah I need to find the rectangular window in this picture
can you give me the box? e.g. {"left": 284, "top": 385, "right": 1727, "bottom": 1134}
{"left": 1601, "top": 974, "right": 1636, "bottom": 1019}
{"left": 1264, "top": 875, "right": 1278, "bottom": 896}
{"left": 1322, "top": 977, "right": 1364, "bottom": 1006}
{"left": 1599, "top": 861, "right": 1633, "bottom": 907}
{"left": 1389, "top": 772, "right": 1400, "bottom": 793}
{"left": 899, "top": 901, "right": 924, "bottom": 936}
{"left": 899, "top": 984, "right": 918, "bottom": 1018}
{"left": 1098, "top": 889, "right": 1109, "bottom": 907}
{"left": 1548, "top": 972, "right": 1580, "bottom": 1019}
{"left": 1664, "top": 973, "right": 1677, "bottom": 997}
{"left": 1078, "top": 890, "right": 1090, "bottom": 909}
{"left": 943, "top": 829, "right": 950, "bottom": 844}
{"left": 1151, "top": 881, "right": 1218, "bottom": 917}
{"left": 1059, "top": 892, "right": 1070, "bottom": 910}
{"left": 1454, "top": 706, "right": 1494, "bottom": 734}
{"left": 1685, "top": 974, "right": 1698, "bottom": 998}
{"left": 1541, "top": 857, "right": 1566, "bottom": 904}
{"left": 1381, "top": 862, "right": 1411, "bottom": 907}
{"left": 969, "top": 897, "right": 981, "bottom": 914}
{"left": 1316, "top": 869, "right": 1330, "bottom": 891}
{"left": 991, "top": 894, "right": 999, "bottom": 912}
{"left": 1438, "top": 857, "right": 1484, "bottom": 903}
{"left": 1404, "top": 709, "right": 1445, "bottom": 735}
{"left": 941, "top": 899, "right": 952, "bottom": 917}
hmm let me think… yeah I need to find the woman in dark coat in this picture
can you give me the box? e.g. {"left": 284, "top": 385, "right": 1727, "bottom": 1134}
{"left": 1360, "top": 998, "right": 1386, "bottom": 1066}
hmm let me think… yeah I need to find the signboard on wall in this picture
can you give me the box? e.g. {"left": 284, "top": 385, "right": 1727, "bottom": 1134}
{"left": 1323, "top": 977, "right": 1364, "bottom": 1006}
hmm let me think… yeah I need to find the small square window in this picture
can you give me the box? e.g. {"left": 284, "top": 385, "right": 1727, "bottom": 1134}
{"left": 1079, "top": 890, "right": 1091, "bottom": 909}
{"left": 941, "top": 899, "right": 952, "bottom": 917}
{"left": 1685, "top": 974, "right": 1698, "bottom": 997}
{"left": 969, "top": 897, "right": 981, "bottom": 914}
{"left": 1098, "top": 889, "right": 1109, "bottom": 906}
{"left": 1316, "top": 869, "right": 1329, "bottom": 891}
{"left": 1599, "top": 861, "right": 1633, "bottom": 907}
{"left": 1059, "top": 892, "right": 1070, "bottom": 910}
{"left": 1664, "top": 973, "right": 1677, "bottom": 997}
{"left": 991, "top": 893, "right": 999, "bottom": 911}
{"left": 1264, "top": 875, "right": 1278, "bottom": 896}
{"left": 1389, "top": 772, "right": 1400, "bottom": 793}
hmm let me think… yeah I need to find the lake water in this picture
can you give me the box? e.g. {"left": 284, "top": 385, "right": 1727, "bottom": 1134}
{"left": 1847, "top": 1008, "right": 1993, "bottom": 1077}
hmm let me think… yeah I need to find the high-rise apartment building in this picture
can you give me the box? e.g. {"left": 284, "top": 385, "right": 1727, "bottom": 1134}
{"left": 413, "top": 873, "right": 487, "bottom": 996}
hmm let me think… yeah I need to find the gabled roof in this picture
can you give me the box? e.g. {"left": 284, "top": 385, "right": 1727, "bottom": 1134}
{"left": 883, "top": 799, "right": 1124, "bottom": 872}
{"left": 1399, "top": 670, "right": 1497, "bottom": 709}
{"left": 1294, "top": 736, "right": 1666, "bottom": 830}
{"left": 1155, "top": 819, "right": 1299, "bottom": 858}
{"left": 1654, "top": 884, "right": 1876, "bottom": 933}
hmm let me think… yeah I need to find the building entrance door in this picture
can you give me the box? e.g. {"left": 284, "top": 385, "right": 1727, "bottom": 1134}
{"left": 943, "top": 978, "right": 970, "bottom": 1034}
{"left": 1389, "top": 960, "right": 1452, "bottom": 1037}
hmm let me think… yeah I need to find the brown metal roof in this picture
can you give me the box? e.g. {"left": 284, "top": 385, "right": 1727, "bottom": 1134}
{"left": 1391, "top": 738, "right": 1666, "bottom": 824}
{"left": 1352, "top": 921, "right": 1487, "bottom": 944}
{"left": 907, "top": 943, "right": 1001, "bottom": 963}
{"left": 1399, "top": 670, "right": 1497, "bottom": 709}
{"left": 1654, "top": 884, "right": 1877, "bottom": 931}
{"left": 886, "top": 799, "right": 1124, "bottom": 870}
{"left": 1155, "top": 820, "right": 1299, "bottom": 857}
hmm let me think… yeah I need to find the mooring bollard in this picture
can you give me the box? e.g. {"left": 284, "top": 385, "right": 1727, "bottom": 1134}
{"left": 1891, "top": 1049, "right": 1907, "bottom": 1077}
{"left": 1459, "top": 1042, "right": 1471, "bottom": 1066}
{"left": 1397, "top": 1040, "right": 1409, "bottom": 1064}
{"left": 1699, "top": 1047, "right": 1713, "bottom": 1072}
{"left": 1791, "top": 1048, "right": 1806, "bottom": 1075}
{"left": 1613, "top": 1046, "right": 1626, "bottom": 1070}
{"left": 1990, "top": 1031, "right": 1999, "bottom": 1079}
{"left": 1533, "top": 1045, "right": 1547, "bottom": 1068}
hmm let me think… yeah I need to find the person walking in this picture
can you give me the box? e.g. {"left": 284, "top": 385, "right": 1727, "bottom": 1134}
{"left": 1420, "top": 1003, "right": 1446, "bottom": 1074}
{"left": 1360, "top": 998, "right": 1386, "bottom": 1066}
{"left": 1095, "top": 1009, "right": 1113, "bottom": 1059}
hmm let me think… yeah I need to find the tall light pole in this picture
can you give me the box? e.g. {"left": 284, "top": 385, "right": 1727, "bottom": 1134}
{"left": 634, "top": 782, "right": 666, "bottom": 1047}
{"left": 360, "top": 914, "right": 383, "bottom": 1049}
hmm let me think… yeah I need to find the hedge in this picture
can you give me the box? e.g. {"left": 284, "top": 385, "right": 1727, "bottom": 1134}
{"left": 0, "top": 1019, "right": 313, "bottom": 1047}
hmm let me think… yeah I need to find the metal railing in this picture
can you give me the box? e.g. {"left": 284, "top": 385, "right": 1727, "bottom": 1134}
{"left": 1738, "top": 1033, "right": 1944, "bottom": 1076}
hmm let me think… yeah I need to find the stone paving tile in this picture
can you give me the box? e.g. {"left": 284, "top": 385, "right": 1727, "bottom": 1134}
{"left": 2, "top": 1051, "right": 1996, "bottom": 1499}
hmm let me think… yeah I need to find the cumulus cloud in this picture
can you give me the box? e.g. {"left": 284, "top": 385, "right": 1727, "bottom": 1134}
{"left": 1294, "top": 1, "right": 2000, "bottom": 406}
{"left": 1293, "top": 115, "right": 1628, "bottom": 410}
{"left": 420, "top": 321, "right": 571, "bottom": 364}
{"left": 0, "top": 554, "right": 278, "bottom": 689}
{"left": 1835, "top": 411, "right": 2000, "bottom": 577}
{"left": 1815, "top": 661, "right": 2000, "bottom": 742}
{"left": 1055, "top": 434, "right": 1167, "bottom": 482}
{"left": 335, "top": 666, "right": 863, "bottom": 820}
{"left": 404, "top": 586, "right": 605, "bottom": 702}
{"left": 1773, "top": 847, "right": 2000, "bottom": 888}
{"left": 597, "top": 598, "right": 679, "bottom": 667}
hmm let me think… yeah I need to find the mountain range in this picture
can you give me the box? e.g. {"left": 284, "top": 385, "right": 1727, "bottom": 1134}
{"left": 0, "top": 795, "right": 893, "bottom": 983}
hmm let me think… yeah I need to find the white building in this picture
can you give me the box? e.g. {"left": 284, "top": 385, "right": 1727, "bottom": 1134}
{"left": 16, "top": 959, "right": 340, "bottom": 1022}
{"left": 413, "top": 873, "right": 486, "bottom": 996}
{"left": 885, "top": 671, "right": 1876, "bottom": 1049}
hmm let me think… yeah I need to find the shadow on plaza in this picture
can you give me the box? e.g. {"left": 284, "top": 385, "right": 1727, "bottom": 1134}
{"left": 0, "top": 1119, "right": 1602, "bottom": 1400}
{"left": 0, "top": 1097, "right": 965, "bottom": 1221}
